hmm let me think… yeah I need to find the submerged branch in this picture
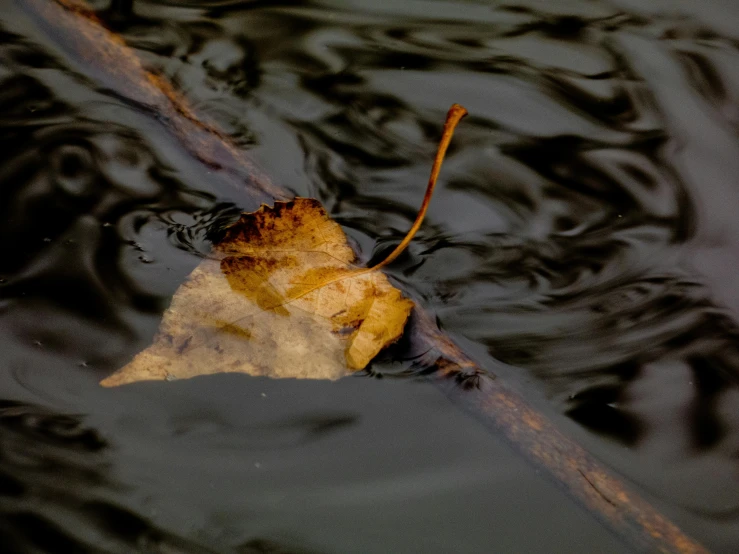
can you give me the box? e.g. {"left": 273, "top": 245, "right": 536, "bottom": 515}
{"left": 409, "top": 310, "right": 708, "bottom": 554}
{"left": 16, "top": 0, "right": 285, "bottom": 205}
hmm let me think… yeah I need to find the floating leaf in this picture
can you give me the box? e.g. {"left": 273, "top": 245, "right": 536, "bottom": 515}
{"left": 100, "top": 105, "right": 468, "bottom": 386}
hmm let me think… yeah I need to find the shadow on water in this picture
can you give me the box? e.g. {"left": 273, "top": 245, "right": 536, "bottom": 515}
{"left": 1, "top": 0, "right": 739, "bottom": 552}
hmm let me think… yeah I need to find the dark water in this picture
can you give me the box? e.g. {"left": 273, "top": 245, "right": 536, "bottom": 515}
{"left": 1, "top": 0, "right": 739, "bottom": 551}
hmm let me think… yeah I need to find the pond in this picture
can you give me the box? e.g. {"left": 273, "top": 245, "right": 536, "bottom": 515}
{"left": 1, "top": 0, "right": 738, "bottom": 552}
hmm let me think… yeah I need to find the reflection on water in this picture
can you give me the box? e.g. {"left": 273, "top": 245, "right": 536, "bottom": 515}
{"left": 2, "top": 0, "right": 739, "bottom": 551}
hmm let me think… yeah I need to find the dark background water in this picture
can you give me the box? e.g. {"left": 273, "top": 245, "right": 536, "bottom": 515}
{"left": 1, "top": 0, "right": 739, "bottom": 552}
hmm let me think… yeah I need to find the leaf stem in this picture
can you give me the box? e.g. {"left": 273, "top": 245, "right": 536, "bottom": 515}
{"left": 371, "top": 103, "right": 468, "bottom": 270}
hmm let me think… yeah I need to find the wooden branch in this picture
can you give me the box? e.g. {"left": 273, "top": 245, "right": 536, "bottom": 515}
{"left": 16, "top": 0, "right": 286, "bottom": 206}
{"left": 410, "top": 310, "right": 708, "bottom": 554}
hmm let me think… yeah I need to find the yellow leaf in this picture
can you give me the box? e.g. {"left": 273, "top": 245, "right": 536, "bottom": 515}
{"left": 100, "top": 104, "right": 467, "bottom": 386}
{"left": 101, "top": 198, "right": 413, "bottom": 385}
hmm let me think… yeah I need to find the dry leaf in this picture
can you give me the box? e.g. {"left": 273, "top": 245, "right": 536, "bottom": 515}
{"left": 100, "top": 104, "right": 467, "bottom": 386}
{"left": 101, "top": 198, "right": 413, "bottom": 385}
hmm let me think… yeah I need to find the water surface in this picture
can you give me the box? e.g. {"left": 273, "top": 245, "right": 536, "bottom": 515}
{"left": 1, "top": 0, "right": 738, "bottom": 552}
